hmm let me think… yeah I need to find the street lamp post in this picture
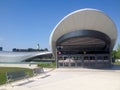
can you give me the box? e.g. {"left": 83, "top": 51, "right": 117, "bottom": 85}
{"left": 56, "top": 46, "right": 63, "bottom": 68}
{"left": 56, "top": 48, "right": 58, "bottom": 68}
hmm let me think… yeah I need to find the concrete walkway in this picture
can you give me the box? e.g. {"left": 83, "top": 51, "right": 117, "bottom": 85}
{"left": 0, "top": 65, "right": 120, "bottom": 90}
{"left": 0, "top": 64, "right": 38, "bottom": 69}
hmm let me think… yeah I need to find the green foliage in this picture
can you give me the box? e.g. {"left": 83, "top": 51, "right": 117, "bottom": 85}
{"left": 116, "top": 50, "right": 120, "bottom": 59}
{"left": 113, "top": 44, "right": 120, "bottom": 59}
{"left": 0, "top": 67, "right": 33, "bottom": 85}
{"left": 37, "top": 62, "right": 56, "bottom": 68}
{"left": 112, "top": 50, "right": 117, "bottom": 59}
{"left": 116, "top": 44, "right": 120, "bottom": 59}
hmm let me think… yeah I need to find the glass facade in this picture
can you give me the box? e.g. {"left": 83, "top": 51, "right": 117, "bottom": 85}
{"left": 57, "top": 54, "right": 110, "bottom": 68}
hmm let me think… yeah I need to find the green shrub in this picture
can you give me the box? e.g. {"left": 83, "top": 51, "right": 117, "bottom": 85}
{"left": 37, "top": 62, "right": 56, "bottom": 68}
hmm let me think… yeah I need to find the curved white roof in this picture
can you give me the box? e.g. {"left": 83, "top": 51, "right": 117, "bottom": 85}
{"left": 50, "top": 8, "right": 117, "bottom": 55}
{"left": 0, "top": 51, "right": 52, "bottom": 62}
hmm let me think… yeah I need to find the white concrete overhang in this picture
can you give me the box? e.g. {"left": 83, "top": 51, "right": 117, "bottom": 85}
{"left": 0, "top": 51, "right": 52, "bottom": 62}
{"left": 50, "top": 8, "right": 117, "bottom": 56}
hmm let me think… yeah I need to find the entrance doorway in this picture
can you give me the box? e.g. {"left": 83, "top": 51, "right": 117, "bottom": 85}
{"left": 58, "top": 54, "right": 110, "bottom": 68}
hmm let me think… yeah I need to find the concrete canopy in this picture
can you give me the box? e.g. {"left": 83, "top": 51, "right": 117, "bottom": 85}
{"left": 0, "top": 51, "right": 52, "bottom": 62}
{"left": 50, "top": 8, "right": 117, "bottom": 56}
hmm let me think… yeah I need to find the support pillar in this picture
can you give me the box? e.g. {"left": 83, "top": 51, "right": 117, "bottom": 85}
{"left": 55, "top": 48, "right": 58, "bottom": 68}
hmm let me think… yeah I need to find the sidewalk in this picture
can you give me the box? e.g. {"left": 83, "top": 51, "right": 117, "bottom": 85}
{"left": 0, "top": 68, "right": 120, "bottom": 90}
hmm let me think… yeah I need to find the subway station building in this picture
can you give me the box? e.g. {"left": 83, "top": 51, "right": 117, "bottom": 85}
{"left": 50, "top": 8, "right": 117, "bottom": 68}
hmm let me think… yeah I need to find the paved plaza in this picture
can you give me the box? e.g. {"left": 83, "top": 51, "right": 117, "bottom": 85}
{"left": 0, "top": 64, "right": 120, "bottom": 90}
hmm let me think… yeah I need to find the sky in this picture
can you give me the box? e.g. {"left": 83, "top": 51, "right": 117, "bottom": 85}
{"left": 0, "top": 0, "right": 120, "bottom": 51}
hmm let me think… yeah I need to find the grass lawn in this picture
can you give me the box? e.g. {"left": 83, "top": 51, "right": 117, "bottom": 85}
{"left": 37, "top": 62, "right": 56, "bottom": 68}
{"left": 0, "top": 67, "right": 33, "bottom": 85}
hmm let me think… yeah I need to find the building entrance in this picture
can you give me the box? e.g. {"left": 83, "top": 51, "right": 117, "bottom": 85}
{"left": 58, "top": 54, "right": 110, "bottom": 68}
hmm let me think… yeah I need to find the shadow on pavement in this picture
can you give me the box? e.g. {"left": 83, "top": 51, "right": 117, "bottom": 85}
{"left": 16, "top": 80, "right": 35, "bottom": 86}
{"left": 110, "top": 65, "right": 120, "bottom": 70}
{"left": 82, "top": 65, "right": 120, "bottom": 71}
{"left": 41, "top": 74, "right": 51, "bottom": 79}
{"left": 97, "top": 65, "right": 120, "bottom": 70}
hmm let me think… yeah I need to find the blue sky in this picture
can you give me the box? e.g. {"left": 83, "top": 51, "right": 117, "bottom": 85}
{"left": 0, "top": 0, "right": 120, "bottom": 51}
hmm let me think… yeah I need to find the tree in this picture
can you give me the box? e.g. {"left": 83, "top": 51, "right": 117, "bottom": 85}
{"left": 44, "top": 48, "right": 48, "bottom": 51}
{"left": 116, "top": 44, "right": 120, "bottom": 59}
{"left": 116, "top": 51, "right": 120, "bottom": 59}
{"left": 112, "top": 50, "right": 117, "bottom": 59}
{"left": 12, "top": 48, "right": 17, "bottom": 52}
